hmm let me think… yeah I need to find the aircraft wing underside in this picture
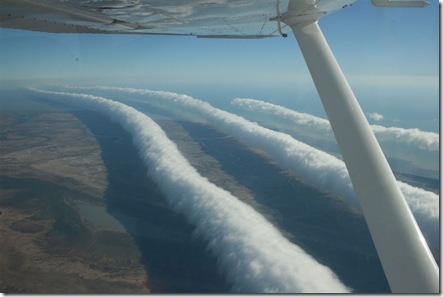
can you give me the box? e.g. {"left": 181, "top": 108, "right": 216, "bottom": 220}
{"left": 0, "top": 0, "right": 354, "bottom": 38}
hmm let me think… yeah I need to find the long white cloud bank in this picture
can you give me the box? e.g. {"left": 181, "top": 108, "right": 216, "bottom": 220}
{"left": 31, "top": 88, "right": 350, "bottom": 293}
{"left": 231, "top": 98, "right": 439, "bottom": 152}
{"left": 63, "top": 86, "right": 439, "bottom": 250}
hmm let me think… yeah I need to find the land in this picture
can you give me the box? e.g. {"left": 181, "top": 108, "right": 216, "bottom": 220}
{"left": 1, "top": 90, "right": 438, "bottom": 293}
{"left": 0, "top": 92, "right": 243, "bottom": 293}
{"left": 0, "top": 96, "right": 149, "bottom": 293}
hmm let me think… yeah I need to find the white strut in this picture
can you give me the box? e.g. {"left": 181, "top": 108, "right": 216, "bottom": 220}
{"left": 283, "top": 18, "right": 439, "bottom": 293}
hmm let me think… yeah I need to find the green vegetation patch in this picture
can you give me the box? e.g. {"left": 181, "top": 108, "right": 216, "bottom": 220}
{"left": 48, "top": 196, "right": 91, "bottom": 243}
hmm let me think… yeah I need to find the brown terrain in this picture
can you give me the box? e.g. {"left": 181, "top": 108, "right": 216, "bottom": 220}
{"left": 0, "top": 91, "right": 281, "bottom": 293}
{"left": 0, "top": 96, "right": 149, "bottom": 293}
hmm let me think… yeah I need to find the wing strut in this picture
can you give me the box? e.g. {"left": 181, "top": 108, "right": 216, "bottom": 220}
{"left": 283, "top": 18, "right": 439, "bottom": 293}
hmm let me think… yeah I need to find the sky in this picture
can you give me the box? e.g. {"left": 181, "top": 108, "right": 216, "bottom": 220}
{"left": 34, "top": 86, "right": 440, "bottom": 292}
{"left": 0, "top": 0, "right": 440, "bottom": 130}
{"left": 0, "top": 2, "right": 439, "bottom": 292}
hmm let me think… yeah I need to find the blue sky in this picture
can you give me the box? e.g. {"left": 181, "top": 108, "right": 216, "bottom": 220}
{"left": 0, "top": 0, "right": 439, "bottom": 130}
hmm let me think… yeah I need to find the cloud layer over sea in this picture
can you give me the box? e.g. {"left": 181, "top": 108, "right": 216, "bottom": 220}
{"left": 231, "top": 98, "right": 438, "bottom": 152}
{"left": 30, "top": 87, "right": 351, "bottom": 293}
{"left": 60, "top": 85, "right": 438, "bottom": 251}
{"left": 229, "top": 98, "right": 439, "bottom": 177}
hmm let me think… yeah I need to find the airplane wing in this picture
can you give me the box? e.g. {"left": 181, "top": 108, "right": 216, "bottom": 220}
{"left": 0, "top": 0, "right": 355, "bottom": 38}
{"left": 0, "top": 0, "right": 437, "bottom": 293}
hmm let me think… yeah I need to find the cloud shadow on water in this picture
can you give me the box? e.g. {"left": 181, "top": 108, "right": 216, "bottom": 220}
{"left": 29, "top": 88, "right": 437, "bottom": 293}
{"left": 178, "top": 120, "right": 391, "bottom": 293}
{"left": 71, "top": 110, "right": 229, "bottom": 293}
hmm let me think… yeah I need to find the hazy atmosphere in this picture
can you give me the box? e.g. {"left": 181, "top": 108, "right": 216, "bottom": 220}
{"left": 0, "top": 0, "right": 439, "bottom": 294}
